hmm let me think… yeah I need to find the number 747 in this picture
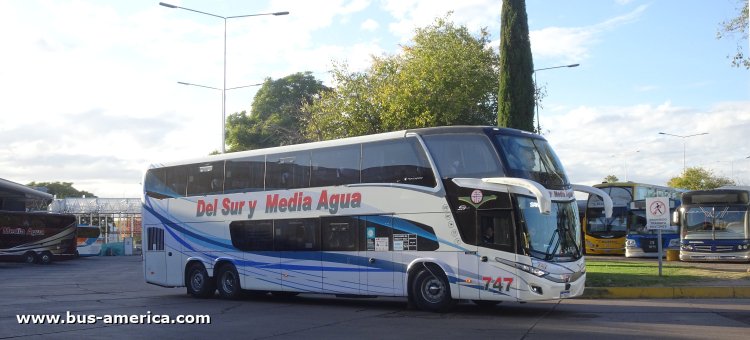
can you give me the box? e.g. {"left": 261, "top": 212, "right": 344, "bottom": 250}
{"left": 482, "top": 276, "right": 513, "bottom": 292}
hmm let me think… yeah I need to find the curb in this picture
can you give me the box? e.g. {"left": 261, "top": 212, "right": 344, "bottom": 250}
{"left": 581, "top": 286, "right": 750, "bottom": 299}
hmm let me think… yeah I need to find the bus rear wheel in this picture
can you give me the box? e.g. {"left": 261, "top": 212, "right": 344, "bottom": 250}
{"left": 186, "top": 263, "right": 215, "bottom": 298}
{"left": 23, "top": 252, "right": 37, "bottom": 264}
{"left": 411, "top": 266, "right": 456, "bottom": 312}
{"left": 216, "top": 264, "right": 242, "bottom": 299}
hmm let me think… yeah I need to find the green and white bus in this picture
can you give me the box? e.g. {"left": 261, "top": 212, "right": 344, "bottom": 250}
{"left": 142, "top": 126, "right": 610, "bottom": 311}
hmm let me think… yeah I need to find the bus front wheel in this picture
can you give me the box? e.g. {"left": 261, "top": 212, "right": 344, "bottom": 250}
{"left": 216, "top": 264, "right": 242, "bottom": 299}
{"left": 186, "top": 263, "right": 215, "bottom": 298}
{"left": 411, "top": 266, "right": 456, "bottom": 312}
{"left": 39, "top": 252, "right": 53, "bottom": 265}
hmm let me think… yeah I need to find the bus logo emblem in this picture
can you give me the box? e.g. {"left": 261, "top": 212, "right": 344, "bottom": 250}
{"left": 471, "top": 190, "right": 483, "bottom": 204}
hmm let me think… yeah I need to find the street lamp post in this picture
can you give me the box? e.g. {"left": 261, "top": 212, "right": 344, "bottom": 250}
{"left": 533, "top": 63, "right": 580, "bottom": 133}
{"left": 657, "top": 132, "right": 709, "bottom": 173}
{"left": 160, "top": 2, "right": 289, "bottom": 153}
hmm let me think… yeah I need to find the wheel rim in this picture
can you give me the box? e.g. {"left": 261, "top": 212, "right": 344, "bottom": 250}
{"left": 191, "top": 270, "right": 205, "bottom": 291}
{"left": 25, "top": 254, "right": 35, "bottom": 263}
{"left": 421, "top": 276, "right": 446, "bottom": 304}
{"left": 221, "top": 271, "right": 237, "bottom": 294}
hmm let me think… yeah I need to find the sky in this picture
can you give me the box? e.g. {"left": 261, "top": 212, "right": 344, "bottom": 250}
{"left": 0, "top": 0, "right": 748, "bottom": 198}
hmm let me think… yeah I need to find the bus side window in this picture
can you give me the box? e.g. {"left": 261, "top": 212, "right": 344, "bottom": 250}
{"left": 275, "top": 219, "right": 320, "bottom": 251}
{"left": 361, "top": 138, "right": 435, "bottom": 187}
{"left": 311, "top": 145, "right": 361, "bottom": 187}
{"left": 225, "top": 156, "right": 265, "bottom": 193}
{"left": 478, "top": 210, "right": 515, "bottom": 253}
{"left": 321, "top": 217, "right": 358, "bottom": 251}
{"left": 229, "top": 220, "right": 273, "bottom": 251}
{"left": 187, "top": 161, "right": 224, "bottom": 196}
{"left": 165, "top": 165, "right": 188, "bottom": 198}
{"left": 266, "top": 152, "right": 311, "bottom": 190}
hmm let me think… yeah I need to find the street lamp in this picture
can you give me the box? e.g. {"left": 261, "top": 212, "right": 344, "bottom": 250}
{"left": 533, "top": 63, "right": 580, "bottom": 133}
{"left": 657, "top": 132, "right": 709, "bottom": 173}
{"left": 160, "top": 2, "right": 289, "bottom": 153}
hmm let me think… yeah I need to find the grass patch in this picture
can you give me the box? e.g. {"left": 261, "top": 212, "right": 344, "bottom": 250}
{"left": 585, "top": 260, "right": 750, "bottom": 287}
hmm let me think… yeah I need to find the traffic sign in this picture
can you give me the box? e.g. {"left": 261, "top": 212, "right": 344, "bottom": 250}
{"left": 646, "top": 197, "right": 670, "bottom": 230}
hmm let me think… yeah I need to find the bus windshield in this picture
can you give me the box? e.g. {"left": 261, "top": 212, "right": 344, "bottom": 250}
{"left": 585, "top": 206, "right": 628, "bottom": 235}
{"left": 683, "top": 206, "right": 748, "bottom": 238}
{"left": 517, "top": 196, "right": 581, "bottom": 262}
{"left": 495, "top": 135, "right": 569, "bottom": 188}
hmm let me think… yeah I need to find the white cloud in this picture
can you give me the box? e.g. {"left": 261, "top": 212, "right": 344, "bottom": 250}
{"left": 545, "top": 100, "right": 750, "bottom": 187}
{"left": 361, "top": 18, "right": 379, "bottom": 31}
{"left": 530, "top": 5, "right": 648, "bottom": 63}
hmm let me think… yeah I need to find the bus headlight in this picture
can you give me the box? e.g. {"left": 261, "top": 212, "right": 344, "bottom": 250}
{"left": 668, "top": 239, "right": 680, "bottom": 248}
{"left": 514, "top": 263, "right": 572, "bottom": 283}
{"left": 625, "top": 239, "right": 636, "bottom": 248}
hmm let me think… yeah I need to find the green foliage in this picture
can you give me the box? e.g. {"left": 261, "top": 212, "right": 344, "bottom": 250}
{"left": 667, "top": 167, "right": 735, "bottom": 190}
{"left": 497, "top": 0, "right": 535, "bottom": 132}
{"left": 604, "top": 175, "right": 619, "bottom": 183}
{"left": 225, "top": 72, "right": 329, "bottom": 151}
{"left": 306, "top": 15, "right": 498, "bottom": 140}
{"left": 717, "top": 0, "right": 749, "bottom": 69}
{"left": 26, "top": 181, "right": 96, "bottom": 198}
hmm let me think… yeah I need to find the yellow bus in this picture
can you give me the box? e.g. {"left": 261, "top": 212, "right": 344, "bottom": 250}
{"left": 582, "top": 182, "right": 680, "bottom": 255}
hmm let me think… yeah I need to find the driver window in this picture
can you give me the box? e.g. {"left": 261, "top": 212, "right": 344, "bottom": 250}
{"left": 477, "top": 210, "right": 514, "bottom": 252}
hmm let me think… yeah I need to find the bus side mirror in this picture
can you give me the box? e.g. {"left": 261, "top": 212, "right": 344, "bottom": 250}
{"left": 672, "top": 211, "right": 680, "bottom": 225}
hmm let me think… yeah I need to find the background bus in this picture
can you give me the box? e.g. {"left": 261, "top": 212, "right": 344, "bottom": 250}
{"left": 0, "top": 211, "right": 77, "bottom": 264}
{"left": 76, "top": 224, "right": 102, "bottom": 257}
{"left": 142, "top": 126, "right": 610, "bottom": 312}
{"left": 674, "top": 186, "right": 750, "bottom": 262}
{"left": 626, "top": 198, "right": 681, "bottom": 258}
{"left": 583, "top": 182, "right": 682, "bottom": 256}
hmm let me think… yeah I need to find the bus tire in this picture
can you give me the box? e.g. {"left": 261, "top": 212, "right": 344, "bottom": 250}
{"left": 411, "top": 266, "right": 455, "bottom": 313}
{"left": 186, "top": 263, "right": 215, "bottom": 298}
{"left": 216, "top": 264, "right": 242, "bottom": 299}
{"left": 23, "top": 252, "right": 37, "bottom": 264}
{"left": 39, "top": 252, "right": 53, "bottom": 265}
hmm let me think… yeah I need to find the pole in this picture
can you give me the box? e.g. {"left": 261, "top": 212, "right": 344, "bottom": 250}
{"left": 534, "top": 72, "right": 539, "bottom": 133}
{"left": 657, "top": 229, "right": 663, "bottom": 276}
{"left": 532, "top": 63, "right": 579, "bottom": 135}
{"left": 222, "top": 18, "right": 227, "bottom": 153}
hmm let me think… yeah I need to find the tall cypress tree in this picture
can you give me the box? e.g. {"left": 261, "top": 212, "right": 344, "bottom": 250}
{"left": 497, "top": 0, "right": 535, "bottom": 132}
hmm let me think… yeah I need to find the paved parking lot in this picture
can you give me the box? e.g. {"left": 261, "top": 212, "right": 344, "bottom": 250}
{"left": 2, "top": 256, "right": 749, "bottom": 339}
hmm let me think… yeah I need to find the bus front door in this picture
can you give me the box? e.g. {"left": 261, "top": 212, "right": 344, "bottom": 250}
{"left": 477, "top": 209, "right": 518, "bottom": 301}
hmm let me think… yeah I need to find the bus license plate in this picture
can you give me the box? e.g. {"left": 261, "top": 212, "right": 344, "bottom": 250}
{"left": 560, "top": 291, "right": 570, "bottom": 298}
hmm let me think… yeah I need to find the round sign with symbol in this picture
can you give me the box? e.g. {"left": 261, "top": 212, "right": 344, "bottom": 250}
{"left": 649, "top": 201, "right": 665, "bottom": 216}
{"left": 470, "top": 190, "right": 483, "bottom": 204}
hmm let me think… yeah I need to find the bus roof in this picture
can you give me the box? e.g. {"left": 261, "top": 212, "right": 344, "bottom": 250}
{"left": 593, "top": 182, "right": 674, "bottom": 190}
{"left": 147, "top": 125, "right": 545, "bottom": 169}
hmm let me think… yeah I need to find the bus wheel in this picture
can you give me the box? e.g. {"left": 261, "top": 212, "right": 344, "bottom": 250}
{"left": 472, "top": 300, "right": 501, "bottom": 308}
{"left": 216, "top": 264, "right": 242, "bottom": 299}
{"left": 186, "top": 263, "right": 215, "bottom": 298}
{"left": 39, "top": 252, "right": 53, "bottom": 265}
{"left": 411, "top": 267, "right": 456, "bottom": 312}
{"left": 23, "top": 252, "right": 37, "bottom": 264}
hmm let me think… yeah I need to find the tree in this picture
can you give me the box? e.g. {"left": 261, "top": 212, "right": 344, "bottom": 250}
{"left": 667, "top": 167, "right": 735, "bottom": 190}
{"left": 497, "top": 0, "right": 535, "bottom": 132}
{"left": 717, "top": 0, "right": 749, "bottom": 69}
{"left": 306, "top": 15, "right": 499, "bottom": 140}
{"left": 604, "top": 175, "right": 619, "bottom": 183}
{"left": 225, "top": 72, "right": 328, "bottom": 151}
{"left": 26, "top": 181, "right": 96, "bottom": 198}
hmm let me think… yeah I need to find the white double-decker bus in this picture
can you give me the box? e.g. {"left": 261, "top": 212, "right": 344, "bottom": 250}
{"left": 142, "top": 126, "right": 611, "bottom": 311}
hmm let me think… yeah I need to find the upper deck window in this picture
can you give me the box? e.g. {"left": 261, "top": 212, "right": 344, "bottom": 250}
{"left": 496, "top": 135, "right": 569, "bottom": 188}
{"left": 422, "top": 133, "right": 503, "bottom": 179}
